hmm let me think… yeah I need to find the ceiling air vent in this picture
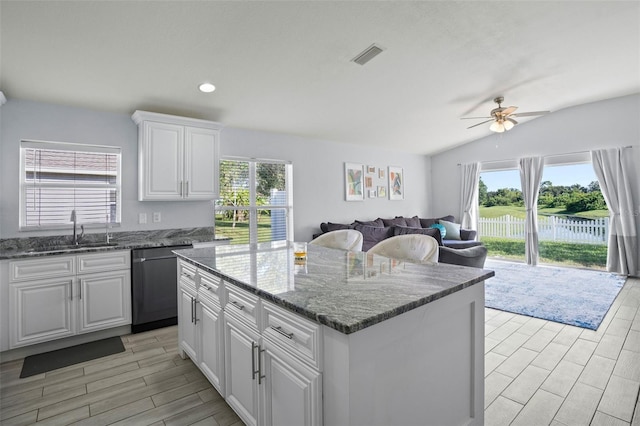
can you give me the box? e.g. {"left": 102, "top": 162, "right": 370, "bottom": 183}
{"left": 351, "top": 44, "right": 384, "bottom": 65}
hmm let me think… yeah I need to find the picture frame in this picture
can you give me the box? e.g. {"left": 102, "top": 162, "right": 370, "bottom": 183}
{"left": 344, "top": 162, "right": 364, "bottom": 201}
{"left": 367, "top": 165, "right": 376, "bottom": 174}
{"left": 388, "top": 166, "right": 404, "bottom": 200}
{"left": 365, "top": 176, "right": 373, "bottom": 189}
{"left": 378, "top": 168, "right": 385, "bottom": 179}
{"left": 368, "top": 189, "right": 377, "bottom": 198}
{"left": 377, "top": 186, "right": 386, "bottom": 198}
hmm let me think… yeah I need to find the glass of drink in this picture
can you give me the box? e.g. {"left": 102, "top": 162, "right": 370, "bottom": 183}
{"left": 293, "top": 242, "right": 307, "bottom": 260}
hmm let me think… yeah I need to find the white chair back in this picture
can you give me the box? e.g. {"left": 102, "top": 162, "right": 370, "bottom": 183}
{"left": 309, "top": 229, "right": 364, "bottom": 251}
{"left": 368, "top": 234, "right": 439, "bottom": 263}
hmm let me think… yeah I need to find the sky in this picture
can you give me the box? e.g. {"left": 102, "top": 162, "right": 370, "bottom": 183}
{"left": 480, "top": 163, "right": 598, "bottom": 191}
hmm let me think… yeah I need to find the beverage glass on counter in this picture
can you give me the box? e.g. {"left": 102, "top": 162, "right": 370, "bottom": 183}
{"left": 293, "top": 242, "right": 307, "bottom": 260}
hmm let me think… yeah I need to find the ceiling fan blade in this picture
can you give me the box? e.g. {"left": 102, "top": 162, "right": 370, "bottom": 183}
{"left": 501, "top": 106, "right": 518, "bottom": 116}
{"left": 460, "top": 116, "right": 492, "bottom": 120}
{"left": 506, "top": 118, "right": 518, "bottom": 125}
{"left": 466, "top": 119, "right": 494, "bottom": 129}
{"left": 511, "top": 111, "right": 550, "bottom": 117}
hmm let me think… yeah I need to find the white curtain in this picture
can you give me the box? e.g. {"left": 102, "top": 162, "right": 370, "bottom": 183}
{"left": 519, "top": 157, "right": 545, "bottom": 266}
{"left": 591, "top": 148, "right": 638, "bottom": 276}
{"left": 460, "top": 162, "right": 480, "bottom": 231}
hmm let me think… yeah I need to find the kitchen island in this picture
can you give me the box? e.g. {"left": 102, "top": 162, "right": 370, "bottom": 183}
{"left": 175, "top": 241, "right": 494, "bottom": 426}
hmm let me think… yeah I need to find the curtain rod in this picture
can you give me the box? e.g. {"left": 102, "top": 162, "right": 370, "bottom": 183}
{"left": 456, "top": 145, "right": 634, "bottom": 166}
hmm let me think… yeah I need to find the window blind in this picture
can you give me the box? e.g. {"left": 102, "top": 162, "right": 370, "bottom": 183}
{"left": 20, "top": 141, "right": 121, "bottom": 229}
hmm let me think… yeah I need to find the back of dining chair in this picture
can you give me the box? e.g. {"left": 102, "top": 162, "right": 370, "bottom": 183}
{"left": 309, "top": 229, "right": 364, "bottom": 251}
{"left": 368, "top": 234, "right": 439, "bottom": 263}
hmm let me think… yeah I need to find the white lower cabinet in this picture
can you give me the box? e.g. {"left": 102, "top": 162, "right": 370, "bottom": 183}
{"left": 178, "top": 259, "right": 323, "bottom": 426}
{"left": 10, "top": 277, "right": 76, "bottom": 346}
{"left": 8, "top": 251, "right": 131, "bottom": 349}
{"left": 224, "top": 313, "right": 260, "bottom": 426}
{"left": 261, "top": 339, "right": 322, "bottom": 426}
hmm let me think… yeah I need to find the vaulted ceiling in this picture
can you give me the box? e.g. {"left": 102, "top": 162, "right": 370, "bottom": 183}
{"left": 2, "top": 1, "right": 638, "bottom": 154}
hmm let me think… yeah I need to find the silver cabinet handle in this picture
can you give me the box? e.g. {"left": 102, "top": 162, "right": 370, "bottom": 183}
{"left": 271, "top": 326, "right": 294, "bottom": 339}
{"left": 230, "top": 300, "right": 245, "bottom": 310}
{"left": 194, "top": 300, "right": 199, "bottom": 323}
{"left": 258, "top": 345, "right": 266, "bottom": 385}
{"left": 202, "top": 283, "right": 211, "bottom": 291}
{"left": 181, "top": 272, "right": 194, "bottom": 279}
{"left": 79, "top": 280, "right": 82, "bottom": 300}
{"left": 251, "top": 341, "right": 258, "bottom": 380}
{"left": 190, "top": 297, "right": 194, "bottom": 323}
{"left": 70, "top": 280, "right": 73, "bottom": 300}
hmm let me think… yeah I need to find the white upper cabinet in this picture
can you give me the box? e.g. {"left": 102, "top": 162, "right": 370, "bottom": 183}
{"left": 132, "top": 110, "right": 222, "bottom": 201}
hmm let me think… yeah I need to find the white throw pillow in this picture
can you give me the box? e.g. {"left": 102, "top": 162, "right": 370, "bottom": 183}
{"left": 439, "top": 219, "right": 461, "bottom": 240}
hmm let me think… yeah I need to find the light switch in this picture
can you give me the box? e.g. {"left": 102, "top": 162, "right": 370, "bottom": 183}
{"left": 153, "top": 212, "right": 161, "bottom": 223}
{"left": 139, "top": 213, "right": 147, "bottom": 224}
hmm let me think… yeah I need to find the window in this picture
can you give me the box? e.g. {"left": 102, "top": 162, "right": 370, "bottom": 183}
{"left": 20, "top": 140, "right": 121, "bottom": 230}
{"left": 215, "top": 158, "right": 293, "bottom": 244}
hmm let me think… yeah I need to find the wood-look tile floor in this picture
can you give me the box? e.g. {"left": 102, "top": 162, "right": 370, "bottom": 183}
{"left": 1, "top": 276, "right": 639, "bottom": 425}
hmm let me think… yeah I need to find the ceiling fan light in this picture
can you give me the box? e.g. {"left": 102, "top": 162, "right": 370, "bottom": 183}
{"left": 490, "top": 121, "right": 505, "bottom": 133}
{"left": 503, "top": 120, "right": 515, "bottom": 131}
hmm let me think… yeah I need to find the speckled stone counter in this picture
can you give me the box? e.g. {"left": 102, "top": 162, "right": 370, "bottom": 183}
{"left": 0, "top": 227, "right": 229, "bottom": 260}
{"left": 175, "top": 240, "right": 494, "bottom": 334}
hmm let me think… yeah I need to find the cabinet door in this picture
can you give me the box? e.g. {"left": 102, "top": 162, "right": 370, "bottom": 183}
{"left": 261, "top": 341, "right": 322, "bottom": 426}
{"left": 139, "top": 121, "right": 184, "bottom": 200}
{"left": 178, "top": 286, "right": 198, "bottom": 361}
{"left": 184, "top": 126, "right": 219, "bottom": 200}
{"left": 9, "top": 278, "right": 75, "bottom": 348}
{"left": 77, "top": 270, "right": 131, "bottom": 333}
{"left": 199, "top": 302, "right": 225, "bottom": 394}
{"left": 224, "top": 314, "right": 259, "bottom": 426}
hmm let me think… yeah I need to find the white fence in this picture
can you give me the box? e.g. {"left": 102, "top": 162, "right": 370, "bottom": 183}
{"left": 478, "top": 215, "right": 609, "bottom": 244}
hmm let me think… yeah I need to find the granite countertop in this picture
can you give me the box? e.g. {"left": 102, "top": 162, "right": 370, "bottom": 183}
{"left": 175, "top": 241, "right": 494, "bottom": 335}
{"left": 0, "top": 227, "right": 230, "bottom": 260}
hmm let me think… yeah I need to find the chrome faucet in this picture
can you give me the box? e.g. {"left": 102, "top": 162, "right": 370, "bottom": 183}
{"left": 70, "top": 210, "right": 84, "bottom": 245}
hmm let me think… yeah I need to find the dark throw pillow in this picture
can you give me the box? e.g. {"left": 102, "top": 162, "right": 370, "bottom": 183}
{"left": 404, "top": 215, "right": 421, "bottom": 228}
{"left": 353, "top": 224, "right": 393, "bottom": 251}
{"left": 354, "top": 218, "right": 384, "bottom": 228}
{"left": 321, "top": 222, "right": 353, "bottom": 233}
{"left": 381, "top": 217, "right": 407, "bottom": 227}
{"left": 392, "top": 225, "right": 443, "bottom": 246}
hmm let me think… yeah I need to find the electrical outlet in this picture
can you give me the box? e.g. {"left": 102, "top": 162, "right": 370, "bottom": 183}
{"left": 153, "top": 212, "right": 161, "bottom": 223}
{"left": 139, "top": 213, "right": 147, "bottom": 224}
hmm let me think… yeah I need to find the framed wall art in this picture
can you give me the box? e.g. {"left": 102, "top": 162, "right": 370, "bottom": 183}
{"left": 388, "top": 166, "right": 404, "bottom": 200}
{"left": 344, "top": 162, "right": 364, "bottom": 201}
{"left": 377, "top": 186, "right": 386, "bottom": 198}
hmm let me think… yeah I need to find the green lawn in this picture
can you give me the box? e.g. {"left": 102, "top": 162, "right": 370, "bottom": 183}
{"left": 480, "top": 237, "right": 607, "bottom": 269}
{"left": 215, "top": 219, "right": 273, "bottom": 244}
{"left": 479, "top": 205, "right": 609, "bottom": 220}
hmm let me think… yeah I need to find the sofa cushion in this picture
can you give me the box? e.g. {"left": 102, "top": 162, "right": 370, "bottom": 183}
{"left": 439, "top": 245, "right": 488, "bottom": 268}
{"left": 353, "top": 224, "right": 393, "bottom": 251}
{"left": 442, "top": 240, "right": 483, "bottom": 249}
{"left": 419, "top": 215, "right": 455, "bottom": 229}
{"left": 321, "top": 222, "right": 353, "bottom": 233}
{"left": 439, "top": 219, "right": 461, "bottom": 240}
{"left": 354, "top": 218, "right": 384, "bottom": 227}
{"left": 429, "top": 223, "right": 447, "bottom": 239}
{"left": 404, "top": 216, "right": 421, "bottom": 228}
{"left": 381, "top": 217, "right": 407, "bottom": 227}
{"left": 392, "top": 225, "right": 443, "bottom": 246}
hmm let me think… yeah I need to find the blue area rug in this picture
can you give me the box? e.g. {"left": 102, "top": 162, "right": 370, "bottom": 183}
{"left": 484, "top": 259, "right": 626, "bottom": 330}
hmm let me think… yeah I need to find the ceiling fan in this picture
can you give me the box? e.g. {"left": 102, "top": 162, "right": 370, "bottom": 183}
{"left": 461, "top": 96, "right": 550, "bottom": 133}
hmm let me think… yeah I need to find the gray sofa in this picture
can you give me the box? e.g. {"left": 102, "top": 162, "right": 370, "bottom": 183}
{"left": 313, "top": 215, "right": 487, "bottom": 268}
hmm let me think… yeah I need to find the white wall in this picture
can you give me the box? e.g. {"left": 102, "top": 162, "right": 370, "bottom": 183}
{"left": 0, "top": 99, "right": 432, "bottom": 241}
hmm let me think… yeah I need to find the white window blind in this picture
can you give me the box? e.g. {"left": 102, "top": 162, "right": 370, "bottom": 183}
{"left": 215, "top": 158, "right": 293, "bottom": 244}
{"left": 20, "top": 140, "right": 121, "bottom": 230}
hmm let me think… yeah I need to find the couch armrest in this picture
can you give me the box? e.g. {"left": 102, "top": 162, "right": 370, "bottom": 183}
{"left": 438, "top": 245, "right": 488, "bottom": 269}
{"left": 460, "top": 229, "right": 477, "bottom": 241}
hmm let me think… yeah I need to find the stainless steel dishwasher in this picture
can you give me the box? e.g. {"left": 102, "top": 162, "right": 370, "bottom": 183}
{"left": 131, "top": 244, "right": 192, "bottom": 333}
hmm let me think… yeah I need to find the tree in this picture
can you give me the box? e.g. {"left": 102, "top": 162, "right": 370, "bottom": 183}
{"left": 257, "top": 163, "right": 285, "bottom": 198}
{"left": 478, "top": 178, "right": 488, "bottom": 206}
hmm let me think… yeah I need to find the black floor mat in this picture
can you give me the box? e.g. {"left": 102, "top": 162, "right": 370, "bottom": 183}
{"left": 20, "top": 336, "right": 125, "bottom": 378}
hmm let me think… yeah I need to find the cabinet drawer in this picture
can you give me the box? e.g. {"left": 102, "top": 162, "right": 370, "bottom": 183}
{"left": 224, "top": 284, "right": 260, "bottom": 329}
{"left": 262, "top": 301, "right": 322, "bottom": 370}
{"left": 10, "top": 256, "right": 75, "bottom": 282}
{"left": 77, "top": 250, "right": 131, "bottom": 274}
{"left": 198, "top": 269, "right": 223, "bottom": 307}
{"left": 179, "top": 261, "right": 197, "bottom": 292}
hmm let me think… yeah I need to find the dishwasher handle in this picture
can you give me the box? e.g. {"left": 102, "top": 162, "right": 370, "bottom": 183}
{"left": 132, "top": 255, "right": 179, "bottom": 263}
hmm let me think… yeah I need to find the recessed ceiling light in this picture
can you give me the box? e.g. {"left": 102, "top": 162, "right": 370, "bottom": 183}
{"left": 198, "top": 82, "right": 216, "bottom": 93}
